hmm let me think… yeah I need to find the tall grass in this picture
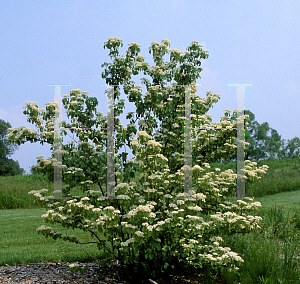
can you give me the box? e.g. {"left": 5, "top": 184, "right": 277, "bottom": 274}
{"left": 1, "top": 157, "right": 300, "bottom": 283}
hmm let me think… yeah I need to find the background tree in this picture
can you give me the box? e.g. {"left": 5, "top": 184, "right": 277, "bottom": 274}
{"left": 277, "top": 136, "right": 300, "bottom": 160}
{"left": 0, "top": 119, "right": 25, "bottom": 176}
{"left": 29, "top": 164, "right": 39, "bottom": 175}
{"left": 207, "top": 110, "right": 296, "bottom": 164}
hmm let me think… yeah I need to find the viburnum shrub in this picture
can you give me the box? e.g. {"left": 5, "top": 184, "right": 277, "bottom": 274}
{"left": 7, "top": 37, "right": 269, "bottom": 283}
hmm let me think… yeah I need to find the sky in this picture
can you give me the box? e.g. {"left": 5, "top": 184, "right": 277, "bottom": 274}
{"left": 1, "top": 0, "right": 300, "bottom": 175}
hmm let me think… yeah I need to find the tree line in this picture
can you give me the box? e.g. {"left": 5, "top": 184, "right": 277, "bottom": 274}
{"left": 0, "top": 119, "right": 25, "bottom": 176}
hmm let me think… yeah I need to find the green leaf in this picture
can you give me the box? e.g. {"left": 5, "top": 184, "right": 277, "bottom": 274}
{"left": 154, "top": 242, "right": 161, "bottom": 251}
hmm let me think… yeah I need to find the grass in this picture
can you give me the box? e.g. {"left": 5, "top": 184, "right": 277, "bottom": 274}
{"left": 0, "top": 208, "right": 112, "bottom": 266}
{"left": 1, "top": 156, "right": 300, "bottom": 283}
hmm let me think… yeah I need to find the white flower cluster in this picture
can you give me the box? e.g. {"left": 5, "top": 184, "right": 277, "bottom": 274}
{"left": 28, "top": 189, "right": 48, "bottom": 201}
{"left": 120, "top": 237, "right": 135, "bottom": 247}
{"left": 123, "top": 204, "right": 154, "bottom": 219}
{"left": 41, "top": 210, "right": 67, "bottom": 221}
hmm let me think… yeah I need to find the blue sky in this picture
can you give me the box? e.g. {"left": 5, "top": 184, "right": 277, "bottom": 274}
{"left": 1, "top": 0, "right": 299, "bottom": 175}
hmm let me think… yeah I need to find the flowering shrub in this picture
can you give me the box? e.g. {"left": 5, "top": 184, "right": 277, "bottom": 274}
{"left": 7, "top": 37, "right": 269, "bottom": 283}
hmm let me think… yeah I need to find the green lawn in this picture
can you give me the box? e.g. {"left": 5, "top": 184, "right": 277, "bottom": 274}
{"left": 0, "top": 207, "right": 113, "bottom": 266}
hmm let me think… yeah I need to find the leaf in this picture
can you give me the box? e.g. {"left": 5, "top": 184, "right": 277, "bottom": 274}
{"left": 154, "top": 242, "right": 161, "bottom": 251}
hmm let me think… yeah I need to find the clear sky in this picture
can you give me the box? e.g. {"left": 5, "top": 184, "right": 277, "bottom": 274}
{"left": 1, "top": 0, "right": 299, "bottom": 175}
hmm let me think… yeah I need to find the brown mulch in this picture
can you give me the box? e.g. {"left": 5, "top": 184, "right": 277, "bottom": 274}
{"left": 0, "top": 260, "right": 127, "bottom": 284}
{"left": 0, "top": 259, "right": 228, "bottom": 284}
